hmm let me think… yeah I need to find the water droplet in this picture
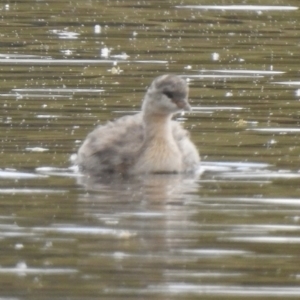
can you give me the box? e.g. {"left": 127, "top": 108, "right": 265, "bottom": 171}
{"left": 94, "top": 24, "right": 101, "bottom": 34}
{"left": 211, "top": 52, "right": 220, "bottom": 61}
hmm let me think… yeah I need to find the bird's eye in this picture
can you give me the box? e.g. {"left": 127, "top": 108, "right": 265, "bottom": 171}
{"left": 163, "top": 90, "right": 174, "bottom": 99}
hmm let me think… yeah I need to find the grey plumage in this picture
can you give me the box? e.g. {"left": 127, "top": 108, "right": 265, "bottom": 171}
{"left": 77, "top": 75, "right": 200, "bottom": 176}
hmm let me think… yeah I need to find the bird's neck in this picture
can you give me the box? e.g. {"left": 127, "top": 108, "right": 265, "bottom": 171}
{"left": 143, "top": 113, "right": 173, "bottom": 141}
{"left": 131, "top": 112, "right": 182, "bottom": 174}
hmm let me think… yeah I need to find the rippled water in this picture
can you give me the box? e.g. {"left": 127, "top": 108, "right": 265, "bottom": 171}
{"left": 1, "top": 0, "right": 300, "bottom": 299}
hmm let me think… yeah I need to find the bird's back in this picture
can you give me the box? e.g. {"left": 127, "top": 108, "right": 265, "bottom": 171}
{"left": 77, "top": 113, "right": 144, "bottom": 175}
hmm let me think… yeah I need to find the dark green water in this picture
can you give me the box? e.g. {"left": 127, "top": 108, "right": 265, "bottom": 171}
{"left": 0, "top": 1, "right": 300, "bottom": 299}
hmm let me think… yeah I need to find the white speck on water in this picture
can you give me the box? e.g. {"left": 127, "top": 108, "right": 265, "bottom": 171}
{"left": 295, "top": 89, "right": 300, "bottom": 97}
{"left": 225, "top": 92, "right": 233, "bottom": 97}
{"left": 184, "top": 65, "right": 192, "bottom": 70}
{"left": 268, "top": 139, "right": 277, "bottom": 145}
{"left": 211, "top": 53, "right": 220, "bottom": 61}
{"left": 16, "top": 93, "right": 23, "bottom": 100}
{"left": 113, "top": 252, "right": 127, "bottom": 260}
{"left": 107, "top": 64, "right": 123, "bottom": 74}
{"left": 5, "top": 4, "right": 10, "bottom": 10}
{"left": 132, "top": 31, "right": 138, "bottom": 37}
{"left": 292, "top": 216, "right": 300, "bottom": 222}
{"left": 61, "top": 49, "right": 73, "bottom": 55}
{"left": 25, "top": 147, "right": 49, "bottom": 152}
{"left": 50, "top": 29, "right": 79, "bottom": 39}
{"left": 44, "top": 241, "right": 53, "bottom": 249}
{"left": 16, "top": 261, "right": 27, "bottom": 270}
{"left": 15, "top": 243, "right": 24, "bottom": 250}
{"left": 94, "top": 24, "right": 101, "bottom": 34}
{"left": 36, "top": 115, "right": 60, "bottom": 118}
{"left": 101, "top": 47, "right": 111, "bottom": 58}
{"left": 70, "top": 153, "right": 78, "bottom": 163}
{"left": 110, "top": 53, "right": 129, "bottom": 60}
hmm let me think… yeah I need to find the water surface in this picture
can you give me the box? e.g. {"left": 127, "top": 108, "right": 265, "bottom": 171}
{"left": 1, "top": 0, "right": 300, "bottom": 299}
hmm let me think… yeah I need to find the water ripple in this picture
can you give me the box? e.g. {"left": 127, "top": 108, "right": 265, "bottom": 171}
{"left": 177, "top": 5, "right": 298, "bottom": 11}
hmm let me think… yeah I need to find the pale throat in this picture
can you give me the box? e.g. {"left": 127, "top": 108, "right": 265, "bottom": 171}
{"left": 142, "top": 115, "right": 181, "bottom": 172}
{"left": 133, "top": 112, "right": 182, "bottom": 173}
{"left": 142, "top": 112, "right": 174, "bottom": 141}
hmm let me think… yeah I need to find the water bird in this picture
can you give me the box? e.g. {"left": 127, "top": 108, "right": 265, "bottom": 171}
{"left": 77, "top": 74, "right": 200, "bottom": 176}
